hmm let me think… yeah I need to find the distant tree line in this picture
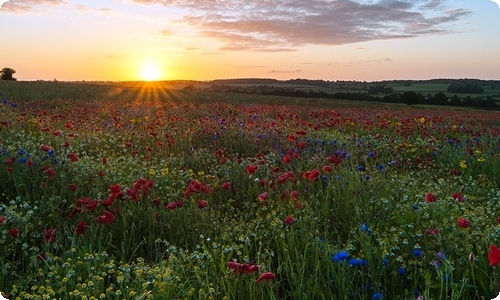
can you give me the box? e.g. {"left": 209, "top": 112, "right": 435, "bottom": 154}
{"left": 208, "top": 84, "right": 499, "bottom": 109}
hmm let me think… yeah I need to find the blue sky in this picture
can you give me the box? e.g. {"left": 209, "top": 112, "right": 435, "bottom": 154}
{"left": 1, "top": 0, "right": 499, "bottom": 81}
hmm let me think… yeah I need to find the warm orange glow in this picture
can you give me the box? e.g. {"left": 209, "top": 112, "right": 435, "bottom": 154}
{"left": 141, "top": 63, "right": 161, "bottom": 81}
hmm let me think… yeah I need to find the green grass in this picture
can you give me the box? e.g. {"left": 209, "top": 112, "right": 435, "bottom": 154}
{"left": 0, "top": 81, "right": 499, "bottom": 299}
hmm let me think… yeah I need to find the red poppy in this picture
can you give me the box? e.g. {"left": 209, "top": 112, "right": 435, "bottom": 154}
{"left": 246, "top": 165, "right": 258, "bottom": 174}
{"left": 0, "top": 216, "right": 6, "bottom": 224}
{"left": 152, "top": 197, "right": 161, "bottom": 208}
{"left": 109, "top": 184, "right": 121, "bottom": 194}
{"left": 426, "top": 228, "right": 439, "bottom": 236}
{"left": 97, "top": 210, "right": 115, "bottom": 225}
{"left": 102, "top": 157, "right": 108, "bottom": 164}
{"left": 227, "top": 261, "right": 259, "bottom": 274}
{"left": 198, "top": 200, "right": 208, "bottom": 209}
{"left": 69, "top": 183, "right": 78, "bottom": 192}
{"left": 308, "top": 169, "right": 319, "bottom": 181}
{"left": 497, "top": 217, "right": 500, "bottom": 224}
{"left": 255, "top": 271, "right": 276, "bottom": 283}
{"left": 450, "top": 168, "right": 460, "bottom": 176}
{"left": 258, "top": 192, "right": 269, "bottom": 202}
{"left": 166, "top": 202, "right": 177, "bottom": 210}
{"left": 283, "top": 155, "right": 291, "bottom": 164}
{"left": 425, "top": 192, "right": 437, "bottom": 203}
{"left": 457, "top": 218, "right": 470, "bottom": 228}
{"left": 9, "top": 228, "right": 18, "bottom": 238}
{"left": 221, "top": 182, "right": 231, "bottom": 190}
{"left": 452, "top": 192, "right": 464, "bottom": 202}
{"left": 284, "top": 215, "right": 296, "bottom": 225}
{"left": 290, "top": 190, "right": 299, "bottom": 200}
{"left": 26, "top": 158, "right": 34, "bottom": 167}
{"left": 75, "top": 221, "right": 87, "bottom": 235}
{"left": 40, "top": 145, "right": 51, "bottom": 152}
{"left": 43, "top": 228, "right": 56, "bottom": 243}
{"left": 85, "top": 200, "right": 99, "bottom": 211}
{"left": 488, "top": 245, "right": 500, "bottom": 266}
{"left": 323, "top": 165, "right": 332, "bottom": 173}
{"left": 42, "top": 167, "right": 56, "bottom": 179}
{"left": 67, "top": 152, "right": 78, "bottom": 162}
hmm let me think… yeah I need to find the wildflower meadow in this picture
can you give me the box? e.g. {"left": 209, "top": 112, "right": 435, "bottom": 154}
{"left": 0, "top": 82, "right": 500, "bottom": 299}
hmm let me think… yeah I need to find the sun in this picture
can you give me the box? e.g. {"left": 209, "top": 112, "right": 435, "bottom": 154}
{"left": 140, "top": 64, "right": 161, "bottom": 81}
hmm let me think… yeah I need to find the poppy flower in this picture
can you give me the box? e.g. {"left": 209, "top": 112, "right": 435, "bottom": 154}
{"left": 109, "top": 184, "right": 121, "bottom": 194}
{"left": 255, "top": 272, "right": 276, "bottom": 283}
{"left": 457, "top": 218, "right": 470, "bottom": 228}
{"left": 227, "top": 261, "right": 259, "bottom": 274}
{"left": 452, "top": 192, "right": 464, "bottom": 202}
{"left": 69, "top": 183, "right": 78, "bottom": 192}
{"left": 426, "top": 228, "right": 439, "bottom": 236}
{"left": 9, "top": 228, "right": 18, "bottom": 238}
{"left": 40, "top": 145, "right": 51, "bottom": 152}
{"left": 26, "top": 158, "right": 34, "bottom": 167}
{"left": 97, "top": 210, "right": 115, "bottom": 225}
{"left": 246, "top": 165, "right": 258, "bottom": 174}
{"left": 0, "top": 216, "right": 6, "bottom": 224}
{"left": 75, "top": 221, "right": 87, "bottom": 235}
{"left": 258, "top": 192, "right": 269, "bottom": 202}
{"left": 425, "top": 192, "right": 437, "bottom": 203}
{"left": 221, "top": 182, "right": 231, "bottom": 190}
{"left": 322, "top": 165, "right": 332, "bottom": 173}
{"left": 284, "top": 215, "right": 296, "bottom": 225}
{"left": 67, "top": 152, "right": 79, "bottom": 162}
{"left": 43, "top": 228, "right": 56, "bottom": 243}
{"left": 308, "top": 169, "right": 320, "bottom": 181}
{"left": 283, "top": 155, "right": 291, "bottom": 164}
{"left": 198, "top": 200, "right": 208, "bottom": 209}
{"left": 488, "top": 245, "right": 500, "bottom": 266}
{"left": 290, "top": 190, "right": 299, "bottom": 200}
{"left": 166, "top": 202, "right": 177, "bottom": 210}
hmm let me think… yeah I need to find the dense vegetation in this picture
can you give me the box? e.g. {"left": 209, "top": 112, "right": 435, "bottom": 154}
{"left": 0, "top": 81, "right": 499, "bottom": 299}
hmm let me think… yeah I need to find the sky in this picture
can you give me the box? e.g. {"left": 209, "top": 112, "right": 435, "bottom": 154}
{"left": 1, "top": 0, "right": 499, "bottom": 82}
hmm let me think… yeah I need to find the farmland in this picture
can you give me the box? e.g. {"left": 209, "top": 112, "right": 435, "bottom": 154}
{"left": 0, "top": 80, "right": 500, "bottom": 299}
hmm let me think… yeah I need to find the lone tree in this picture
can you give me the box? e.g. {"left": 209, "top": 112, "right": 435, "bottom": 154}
{"left": 1, "top": 67, "right": 17, "bottom": 81}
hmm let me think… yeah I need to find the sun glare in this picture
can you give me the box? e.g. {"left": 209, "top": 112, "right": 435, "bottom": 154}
{"left": 141, "top": 64, "right": 161, "bottom": 81}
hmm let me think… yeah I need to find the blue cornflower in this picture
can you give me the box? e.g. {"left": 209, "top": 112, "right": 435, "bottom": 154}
{"left": 348, "top": 258, "right": 367, "bottom": 267}
{"left": 377, "top": 164, "right": 385, "bottom": 171}
{"left": 2, "top": 99, "right": 7, "bottom": 105}
{"left": 381, "top": 258, "right": 389, "bottom": 266}
{"left": 356, "top": 165, "right": 365, "bottom": 171}
{"left": 360, "top": 223, "right": 369, "bottom": 232}
{"left": 332, "top": 251, "right": 349, "bottom": 262}
{"left": 18, "top": 148, "right": 26, "bottom": 156}
{"left": 413, "top": 248, "right": 422, "bottom": 258}
{"left": 371, "top": 292, "right": 383, "bottom": 300}
{"left": 397, "top": 267, "right": 406, "bottom": 275}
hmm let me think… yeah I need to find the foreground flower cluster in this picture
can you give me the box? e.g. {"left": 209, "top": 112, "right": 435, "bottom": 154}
{"left": 0, "top": 90, "right": 499, "bottom": 299}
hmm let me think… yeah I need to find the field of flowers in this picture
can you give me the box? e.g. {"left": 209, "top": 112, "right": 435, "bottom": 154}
{"left": 1, "top": 84, "right": 500, "bottom": 299}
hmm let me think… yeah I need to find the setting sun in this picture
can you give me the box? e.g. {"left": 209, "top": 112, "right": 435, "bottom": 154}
{"left": 141, "top": 64, "right": 161, "bottom": 81}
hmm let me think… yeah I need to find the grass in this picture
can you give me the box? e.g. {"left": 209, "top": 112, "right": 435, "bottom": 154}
{"left": 0, "top": 81, "right": 500, "bottom": 299}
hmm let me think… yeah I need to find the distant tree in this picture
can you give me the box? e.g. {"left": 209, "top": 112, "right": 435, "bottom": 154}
{"left": 447, "top": 82, "right": 484, "bottom": 94}
{"left": 1, "top": 67, "right": 17, "bottom": 81}
{"left": 400, "top": 91, "right": 423, "bottom": 105}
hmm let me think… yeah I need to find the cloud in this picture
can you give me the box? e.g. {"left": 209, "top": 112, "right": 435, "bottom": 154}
{"left": 131, "top": 0, "right": 472, "bottom": 51}
{"left": 491, "top": 0, "right": 500, "bottom": 8}
{"left": 1, "top": 0, "right": 67, "bottom": 13}
{"left": 268, "top": 69, "right": 301, "bottom": 74}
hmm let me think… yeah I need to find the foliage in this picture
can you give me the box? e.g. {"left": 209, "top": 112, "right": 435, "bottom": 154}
{"left": 0, "top": 84, "right": 499, "bottom": 299}
{"left": 1, "top": 68, "right": 17, "bottom": 81}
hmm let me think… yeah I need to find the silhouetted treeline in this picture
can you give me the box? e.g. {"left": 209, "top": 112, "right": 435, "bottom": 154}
{"left": 207, "top": 84, "right": 499, "bottom": 109}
